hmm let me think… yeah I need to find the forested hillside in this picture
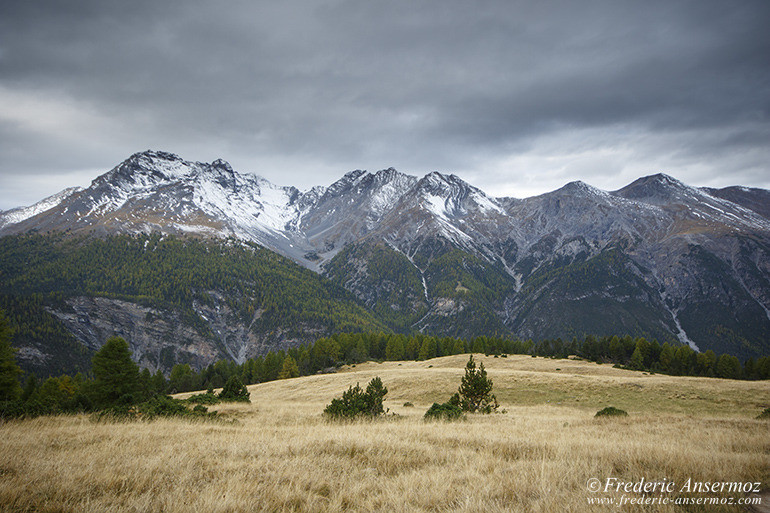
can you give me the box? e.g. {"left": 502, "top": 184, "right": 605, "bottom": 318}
{"left": 0, "top": 233, "right": 388, "bottom": 376}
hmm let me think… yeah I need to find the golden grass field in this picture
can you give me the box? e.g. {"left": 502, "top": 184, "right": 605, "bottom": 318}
{"left": 1, "top": 354, "right": 768, "bottom": 512}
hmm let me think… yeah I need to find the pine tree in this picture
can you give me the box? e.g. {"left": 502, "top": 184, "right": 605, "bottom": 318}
{"left": 629, "top": 346, "right": 645, "bottom": 370}
{"left": 324, "top": 377, "right": 388, "bottom": 419}
{"left": 278, "top": 355, "right": 299, "bottom": 379}
{"left": 716, "top": 354, "right": 741, "bottom": 379}
{"left": 218, "top": 375, "right": 250, "bottom": 402}
{"left": 0, "top": 312, "right": 22, "bottom": 402}
{"left": 90, "top": 336, "right": 141, "bottom": 408}
{"left": 385, "top": 336, "right": 405, "bottom": 361}
{"left": 457, "top": 355, "right": 497, "bottom": 413}
{"left": 363, "top": 377, "right": 387, "bottom": 416}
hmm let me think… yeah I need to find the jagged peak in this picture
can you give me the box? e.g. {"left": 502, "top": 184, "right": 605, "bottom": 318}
{"left": 557, "top": 180, "right": 608, "bottom": 197}
{"left": 126, "top": 149, "right": 183, "bottom": 164}
{"left": 648, "top": 172, "right": 680, "bottom": 183}
{"left": 613, "top": 172, "right": 696, "bottom": 200}
{"left": 210, "top": 158, "right": 234, "bottom": 173}
{"left": 419, "top": 171, "right": 473, "bottom": 192}
{"left": 343, "top": 169, "right": 368, "bottom": 181}
{"left": 424, "top": 170, "right": 457, "bottom": 182}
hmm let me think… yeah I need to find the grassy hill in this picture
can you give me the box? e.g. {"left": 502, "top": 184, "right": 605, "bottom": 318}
{"left": 0, "top": 355, "right": 767, "bottom": 512}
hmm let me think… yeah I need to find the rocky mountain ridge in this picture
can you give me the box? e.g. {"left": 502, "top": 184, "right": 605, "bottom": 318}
{"left": 2, "top": 150, "right": 769, "bottom": 368}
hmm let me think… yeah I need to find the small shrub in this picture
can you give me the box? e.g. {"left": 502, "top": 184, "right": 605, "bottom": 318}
{"left": 595, "top": 406, "right": 628, "bottom": 418}
{"left": 324, "top": 377, "right": 388, "bottom": 419}
{"left": 757, "top": 407, "right": 770, "bottom": 420}
{"left": 403, "top": 402, "right": 414, "bottom": 407}
{"left": 139, "top": 395, "right": 190, "bottom": 418}
{"left": 187, "top": 392, "right": 220, "bottom": 405}
{"left": 218, "top": 376, "right": 250, "bottom": 402}
{"left": 424, "top": 402, "right": 464, "bottom": 421}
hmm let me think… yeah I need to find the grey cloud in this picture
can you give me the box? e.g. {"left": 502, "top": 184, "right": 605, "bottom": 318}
{"left": 0, "top": 0, "right": 768, "bottom": 209}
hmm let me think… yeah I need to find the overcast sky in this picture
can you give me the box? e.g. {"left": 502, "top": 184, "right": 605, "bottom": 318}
{"left": 1, "top": 0, "right": 768, "bottom": 210}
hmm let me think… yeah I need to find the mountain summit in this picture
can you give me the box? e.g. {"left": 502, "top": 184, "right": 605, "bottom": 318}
{"left": 2, "top": 150, "right": 769, "bottom": 370}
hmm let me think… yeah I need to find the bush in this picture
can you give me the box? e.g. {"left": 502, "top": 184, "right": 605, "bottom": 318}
{"left": 757, "top": 407, "right": 770, "bottom": 420}
{"left": 138, "top": 395, "right": 190, "bottom": 418}
{"left": 94, "top": 395, "right": 216, "bottom": 421}
{"left": 403, "top": 401, "right": 414, "bottom": 407}
{"left": 595, "top": 406, "right": 628, "bottom": 417}
{"left": 324, "top": 377, "right": 388, "bottom": 419}
{"left": 187, "top": 392, "right": 220, "bottom": 405}
{"left": 218, "top": 376, "right": 250, "bottom": 402}
{"left": 424, "top": 402, "right": 464, "bottom": 421}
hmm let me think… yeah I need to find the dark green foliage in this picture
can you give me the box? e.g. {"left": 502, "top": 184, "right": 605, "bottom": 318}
{"left": 677, "top": 244, "right": 770, "bottom": 360}
{"left": 138, "top": 395, "right": 191, "bottom": 418}
{"left": 218, "top": 375, "right": 250, "bottom": 402}
{"left": 324, "top": 242, "right": 429, "bottom": 331}
{"left": 716, "top": 354, "right": 742, "bottom": 379}
{"left": 424, "top": 402, "right": 464, "bottom": 421}
{"left": 363, "top": 377, "right": 388, "bottom": 416}
{"left": 0, "top": 311, "right": 22, "bottom": 402}
{"left": 757, "top": 407, "right": 770, "bottom": 420}
{"left": 324, "top": 377, "right": 388, "bottom": 419}
{"left": 403, "top": 401, "right": 414, "bottom": 407}
{"left": 90, "top": 336, "right": 141, "bottom": 408}
{"left": 0, "top": 295, "right": 93, "bottom": 377}
{"left": 186, "top": 392, "right": 220, "bottom": 405}
{"left": 0, "top": 233, "right": 388, "bottom": 376}
{"left": 514, "top": 249, "right": 679, "bottom": 346}
{"left": 96, "top": 395, "right": 216, "bottom": 421}
{"left": 457, "top": 355, "right": 498, "bottom": 413}
{"left": 595, "top": 406, "right": 628, "bottom": 417}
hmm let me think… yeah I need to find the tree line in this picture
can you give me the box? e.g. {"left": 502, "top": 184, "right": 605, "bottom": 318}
{"left": 2, "top": 311, "right": 768, "bottom": 418}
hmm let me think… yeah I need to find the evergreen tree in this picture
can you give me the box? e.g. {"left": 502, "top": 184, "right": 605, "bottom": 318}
{"left": 0, "top": 312, "right": 22, "bottom": 402}
{"left": 90, "top": 336, "right": 141, "bottom": 408}
{"left": 418, "top": 337, "right": 437, "bottom": 360}
{"left": 324, "top": 377, "right": 388, "bottom": 419}
{"left": 629, "top": 346, "right": 645, "bottom": 370}
{"left": 716, "top": 354, "right": 741, "bottom": 379}
{"left": 168, "top": 364, "right": 195, "bottom": 392}
{"left": 21, "top": 374, "right": 38, "bottom": 402}
{"left": 659, "top": 343, "right": 674, "bottom": 372}
{"left": 278, "top": 355, "right": 299, "bottom": 379}
{"left": 385, "top": 336, "right": 405, "bottom": 361}
{"left": 457, "top": 355, "right": 498, "bottom": 413}
{"left": 218, "top": 375, "right": 250, "bottom": 402}
{"left": 363, "top": 377, "right": 388, "bottom": 416}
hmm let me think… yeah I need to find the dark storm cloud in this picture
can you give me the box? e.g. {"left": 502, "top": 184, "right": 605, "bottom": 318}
{"left": 1, "top": 0, "right": 769, "bottom": 209}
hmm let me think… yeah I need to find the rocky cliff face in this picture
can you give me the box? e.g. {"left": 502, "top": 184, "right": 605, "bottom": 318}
{"left": 45, "top": 295, "right": 317, "bottom": 373}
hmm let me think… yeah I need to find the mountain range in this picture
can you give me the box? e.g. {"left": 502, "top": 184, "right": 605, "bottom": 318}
{"left": 2, "top": 150, "right": 769, "bottom": 375}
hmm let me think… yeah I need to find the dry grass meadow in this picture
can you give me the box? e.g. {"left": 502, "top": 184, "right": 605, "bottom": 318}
{"left": 1, "top": 354, "right": 768, "bottom": 512}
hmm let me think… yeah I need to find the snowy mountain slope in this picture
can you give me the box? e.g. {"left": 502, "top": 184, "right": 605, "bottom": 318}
{"left": 2, "top": 150, "right": 769, "bottom": 359}
{"left": 0, "top": 151, "right": 321, "bottom": 263}
{"left": 0, "top": 186, "right": 83, "bottom": 229}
